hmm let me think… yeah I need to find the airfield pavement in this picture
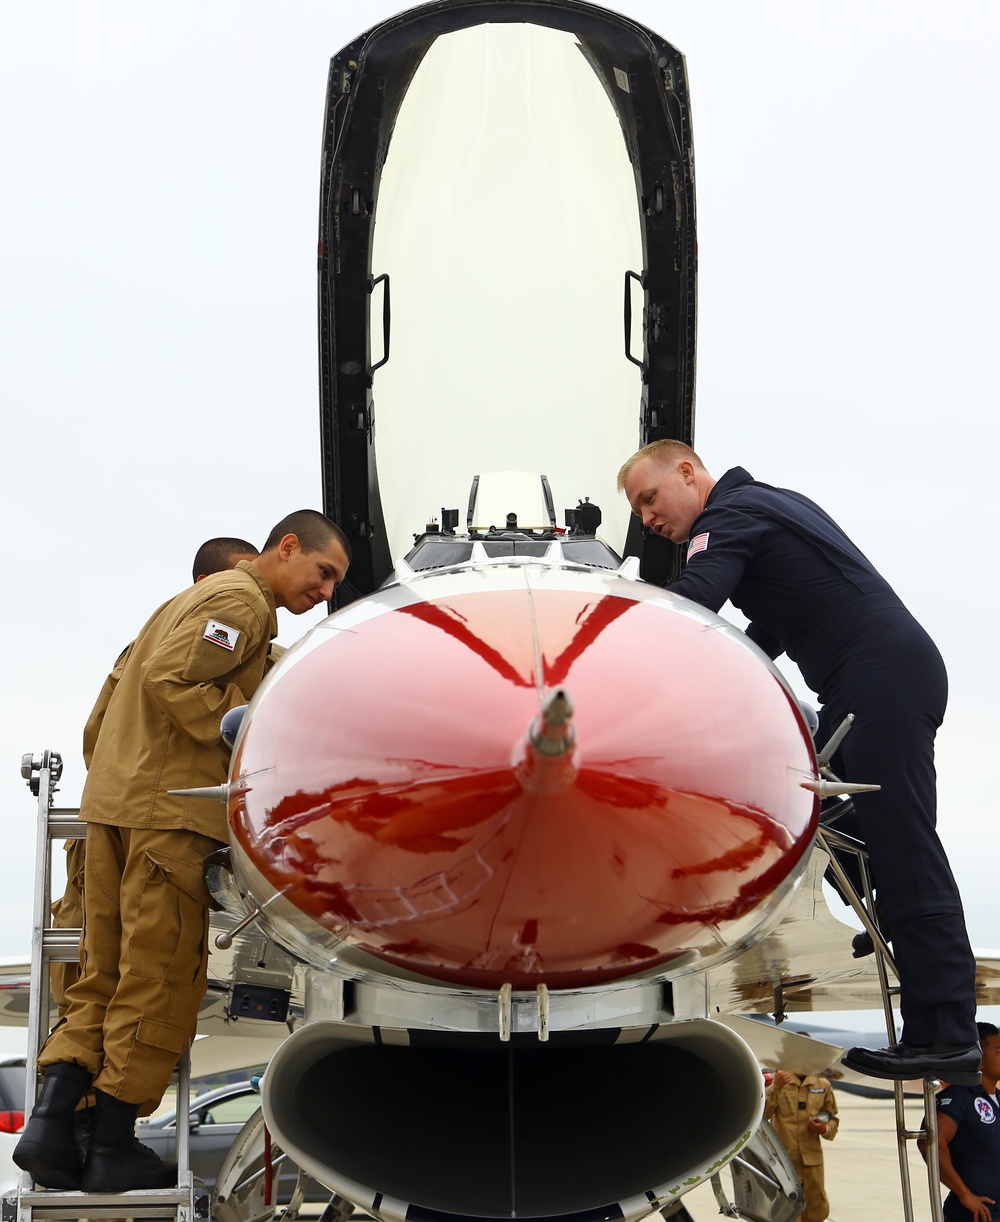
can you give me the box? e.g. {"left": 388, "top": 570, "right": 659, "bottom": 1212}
{"left": 669, "top": 1089, "right": 945, "bottom": 1221}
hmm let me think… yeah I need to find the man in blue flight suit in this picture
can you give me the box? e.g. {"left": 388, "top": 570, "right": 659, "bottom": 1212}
{"left": 618, "top": 439, "right": 981, "bottom": 1084}
{"left": 922, "top": 1022, "right": 1000, "bottom": 1220}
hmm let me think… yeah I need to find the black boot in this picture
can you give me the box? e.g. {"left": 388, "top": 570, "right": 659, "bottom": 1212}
{"left": 80, "top": 1089, "right": 177, "bottom": 1192}
{"left": 72, "top": 1103, "right": 93, "bottom": 1162}
{"left": 13, "top": 1061, "right": 92, "bottom": 1189}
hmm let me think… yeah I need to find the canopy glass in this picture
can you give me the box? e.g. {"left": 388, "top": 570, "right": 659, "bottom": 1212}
{"left": 370, "top": 23, "right": 644, "bottom": 560}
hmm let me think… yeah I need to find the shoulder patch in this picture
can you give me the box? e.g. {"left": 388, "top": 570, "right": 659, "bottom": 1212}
{"left": 203, "top": 619, "right": 241, "bottom": 651}
{"left": 975, "top": 1097, "right": 996, "bottom": 1123}
{"left": 687, "top": 532, "right": 709, "bottom": 559}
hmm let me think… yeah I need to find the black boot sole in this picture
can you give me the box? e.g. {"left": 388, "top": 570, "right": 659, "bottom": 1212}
{"left": 13, "top": 1116, "right": 83, "bottom": 1190}
{"left": 938, "top": 1070, "right": 983, "bottom": 1086}
{"left": 13, "top": 1138, "right": 81, "bottom": 1191}
{"left": 81, "top": 1152, "right": 177, "bottom": 1193}
{"left": 80, "top": 1168, "right": 178, "bottom": 1192}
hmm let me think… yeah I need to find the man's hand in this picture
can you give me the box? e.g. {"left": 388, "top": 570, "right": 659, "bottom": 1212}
{"left": 773, "top": 1070, "right": 792, "bottom": 1088}
{"left": 957, "top": 1190, "right": 995, "bottom": 1222}
{"left": 807, "top": 1116, "right": 829, "bottom": 1136}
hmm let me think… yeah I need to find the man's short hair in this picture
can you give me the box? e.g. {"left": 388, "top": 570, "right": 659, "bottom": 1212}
{"left": 192, "top": 537, "right": 258, "bottom": 583}
{"left": 977, "top": 1021, "right": 999, "bottom": 1043}
{"left": 262, "top": 509, "right": 351, "bottom": 561}
{"left": 616, "top": 439, "right": 705, "bottom": 492}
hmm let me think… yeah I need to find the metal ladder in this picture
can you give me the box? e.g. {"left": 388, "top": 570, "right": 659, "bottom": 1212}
{"left": 814, "top": 714, "right": 945, "bottom": 1222}
{"left": 7, "top": 750, "right": 205, "bottom": 1222}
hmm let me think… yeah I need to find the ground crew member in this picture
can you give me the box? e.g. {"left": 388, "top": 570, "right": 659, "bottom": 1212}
{"left": 618, "top": 440, "right": 981, "bottom": 1084}
{"left": 765, "top": 1068, "right": 839, "bottom": 1222}
{"left": 921, "top": 1022, "right": 1000, "bottom": 1221}
{"left": 15, "top": 510, "right": 350, "bottom": 1194}
{"left": 50, "top": 537, "right": 258, "bottom": 1016}
{"left": 189, "top": 537, "right": 260, "bottom": 585}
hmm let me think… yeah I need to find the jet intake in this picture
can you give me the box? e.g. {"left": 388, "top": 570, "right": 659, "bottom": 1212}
{"left": 262, "top": 1018, "right": 763, "bottom": 1221}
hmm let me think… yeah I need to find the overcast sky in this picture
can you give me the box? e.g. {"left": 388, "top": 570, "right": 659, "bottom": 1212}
{"left": 2, "top": 0, "right": 998, "bottom": 1046}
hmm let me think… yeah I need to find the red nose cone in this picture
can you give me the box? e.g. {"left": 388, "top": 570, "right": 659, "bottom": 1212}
{"left": 229, "top": 576, "right": 818, "bottom": 989}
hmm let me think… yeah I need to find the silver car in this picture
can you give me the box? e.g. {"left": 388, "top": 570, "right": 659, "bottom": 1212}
{"left": 137, "top": 1079, "right": 327, "bottom": 1202}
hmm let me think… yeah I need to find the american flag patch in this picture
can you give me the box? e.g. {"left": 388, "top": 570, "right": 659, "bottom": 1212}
{"left": 687, "top": 532, "right": 709, "bottom": 559}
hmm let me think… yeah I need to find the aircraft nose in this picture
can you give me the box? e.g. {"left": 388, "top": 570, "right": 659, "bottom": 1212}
{"left": 227, "top": 577, "right": 819, "bottom": 991}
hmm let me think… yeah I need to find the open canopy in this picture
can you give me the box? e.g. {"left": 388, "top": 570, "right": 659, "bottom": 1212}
{"left": 318, "top": 0, "right": 697, "bottom": 602}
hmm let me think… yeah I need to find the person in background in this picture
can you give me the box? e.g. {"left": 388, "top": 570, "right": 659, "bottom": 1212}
{"left": 765, "top": 1067, "right": 839, "bottom": 1222}
{"left": 190, "top": 537, "right": 259, "bottom": 585}
{"left": 921, "top": 1022, "right": 1000, "bottom": 1221}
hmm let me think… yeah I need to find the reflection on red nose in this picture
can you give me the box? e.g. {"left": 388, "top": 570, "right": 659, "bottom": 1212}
{"left": 229, "top": 578, "right": 818, "bottom": 989}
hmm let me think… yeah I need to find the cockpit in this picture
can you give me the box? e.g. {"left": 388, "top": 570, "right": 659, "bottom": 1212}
{"left": 402, "top": 470, "right": 622, "bottom": 574}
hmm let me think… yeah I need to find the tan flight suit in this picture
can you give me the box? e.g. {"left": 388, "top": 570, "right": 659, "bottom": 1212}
{"left": 50, "top": 642, "right": 135, "bottom": 1015}
{"left": 50, "top": 638, "right": 286, "bottom": 1014}
{"left": 49, "top": 843, "right": 85, "bottom": 1016}
{"left": 40, "top": 562, "right": 277, "bottom": 1112}
{"left": 764, "top": 1072, "right": 839, "bottom": 1222}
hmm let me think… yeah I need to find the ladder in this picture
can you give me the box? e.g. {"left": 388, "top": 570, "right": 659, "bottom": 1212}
{"left": 815, "top": 720, "right": 946, "bottom": 1222}
{"left": 8, "top": 750, "right": 206, "bottom": 1222}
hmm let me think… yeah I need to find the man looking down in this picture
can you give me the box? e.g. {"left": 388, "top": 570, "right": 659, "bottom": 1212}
{"left": 618, "top": 440, "right": 980, "bottom": 1087}
{"left": 15, "top": 510, "right": 349, "bottom": 1193}
{"left": 51, "top": 536, "right": 259, "bottom": 1018}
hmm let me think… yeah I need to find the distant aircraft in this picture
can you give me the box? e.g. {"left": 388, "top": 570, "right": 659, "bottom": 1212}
{"left": 7, "top": 3, "right": 1000, "bottom": 1222}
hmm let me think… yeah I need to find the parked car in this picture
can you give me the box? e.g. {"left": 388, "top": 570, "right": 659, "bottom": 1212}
{"left": 138, "top": 1079, "right": 328, "bottom": 1203}
{"left": 0, "top": 1059, "right": 27, "bottom": 1195}
{"left": 0, "top": 1068, "right": 326, "bottom": 1207}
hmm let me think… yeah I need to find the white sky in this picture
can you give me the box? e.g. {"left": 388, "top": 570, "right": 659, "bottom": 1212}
{"left": 2, "top": 1, "right": 998, "bottom": 1041}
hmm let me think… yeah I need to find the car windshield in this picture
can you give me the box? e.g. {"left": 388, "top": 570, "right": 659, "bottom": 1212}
{"left": 198, "top": 1092, "right": 260, "bottom": 1126}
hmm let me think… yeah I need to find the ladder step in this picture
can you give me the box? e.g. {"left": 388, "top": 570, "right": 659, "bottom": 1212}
{"left": 46, "top": 811, "right": 84, "bottom": 840}
{"left": 39, "top": 930, "right": 82, "bottom": 961}
{"left": 18, "top": 1209, "right": 189, "bottom": 1221}
{"left": 17, "top": 1186, "right": 207, "bottom": 1219}
{"left": 19, "top": 767, "right": 197, "bottom": 1221}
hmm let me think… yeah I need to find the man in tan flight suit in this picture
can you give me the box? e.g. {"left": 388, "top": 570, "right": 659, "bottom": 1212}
{"left": 15, "top": 511, "right": 349, "bottom": 1194}
{"left": 764, "top": 1068, "right": 839, "bottom": 1222}
{"left": 49, "top": 537, "right": 259, "bottom": 1017}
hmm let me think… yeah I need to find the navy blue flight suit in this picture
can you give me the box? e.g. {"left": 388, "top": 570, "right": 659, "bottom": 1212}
{"left": 668, "top": 466, "right": 976, "bottom": 1049}
{"left": 936, "top": 1085, "right": 1000, "bottom": 1219}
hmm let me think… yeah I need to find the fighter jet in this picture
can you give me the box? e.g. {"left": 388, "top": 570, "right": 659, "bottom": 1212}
{"left": 8, "top": 3, "right": 1000, "bottom": 1222}
{"left": 196, "top": 3, "right": 840, "bottom": 1217}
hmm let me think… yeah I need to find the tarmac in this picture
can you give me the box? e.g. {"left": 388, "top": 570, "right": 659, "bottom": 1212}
{"left": 669, "top": 1089, "right": 944, "bottom": 1221}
